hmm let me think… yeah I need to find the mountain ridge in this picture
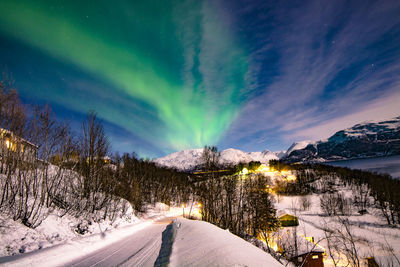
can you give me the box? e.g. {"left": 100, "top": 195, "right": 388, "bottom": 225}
{"left": 284, "top": 116, "right": 400, "bottom": 162}
{"left": 155, "top": 116, "right": 400, "bottom": 169}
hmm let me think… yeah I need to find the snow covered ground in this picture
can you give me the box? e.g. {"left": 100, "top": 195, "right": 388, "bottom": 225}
{"left": 0, "top": 203, "right": 282, "bottom": 266}
{"left": 170, "top": 218, "right": 281, "bottom": 266}
{"left": 0, "top": 203, "right": 176, "bottom": 263}
{"left": 274, "top": 188, "right": 400, "bottom": 266}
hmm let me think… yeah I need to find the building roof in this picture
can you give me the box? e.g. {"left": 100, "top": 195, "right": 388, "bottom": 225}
{"left": 295, "top": 238, "right": 325, "bottom": 256}
{"left": 0, "top": 127, "right": 38, "bottom": 148}
{"left": 277, "top": 209, "right": 297, "bottom": 218}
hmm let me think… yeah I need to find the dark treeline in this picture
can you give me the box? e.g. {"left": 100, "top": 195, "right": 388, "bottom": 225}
{"left": 112, "top": 153, "right": 191, "bottom": 212}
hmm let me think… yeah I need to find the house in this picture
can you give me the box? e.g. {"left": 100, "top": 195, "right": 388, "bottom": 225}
{"left": 277, "top": 210, "right": 299, "bottom": 227}
{"left": 290, "top": 250, "right": 324, "bottom": 267}
{"left": 271, "top": 210, "right": 325, "bottom": 267}
{"left": 0, "top": 128, "right": 38, "bottom": 164}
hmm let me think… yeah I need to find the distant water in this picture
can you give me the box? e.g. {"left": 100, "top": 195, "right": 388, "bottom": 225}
{"left": 325, "top": 155, "right": 400, "bottom": 179}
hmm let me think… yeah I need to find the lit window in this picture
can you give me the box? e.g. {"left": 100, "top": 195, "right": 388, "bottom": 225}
{"left": 312, "top": 255, "right": 319, "bottom": 259}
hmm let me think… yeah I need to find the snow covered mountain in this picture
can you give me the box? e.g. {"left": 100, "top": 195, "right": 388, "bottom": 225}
{"left": 284, "top": 116, "right": 400, "bottom": 162}
{"left": 220, "top": 148, "right": 254, "bottom": 164}
{"left": 154, "top": 148, "right": 282, "bottom": 170}
{"left": 285, "top": 141, "right": 314, "bottom": 156}
{"left": 248, "top": 150, "right": 281, "bottom": 163}
{"left": 272, "top": 150, "right": 287, "bottom": 159}
{"left": 153, "top": 148, "right": 204, "bottom": 171}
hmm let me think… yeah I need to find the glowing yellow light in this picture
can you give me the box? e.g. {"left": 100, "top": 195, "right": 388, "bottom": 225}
{"left": 5, "top": 139, "right": 10, "bottom": 148}
{"left": 285, "top": 174, "right": 297, "bottom": 181}
{"left": 271, "top": 242, "right": 278, "bottom": 251}
{"left": 257, "top": 233, "right": 280, "bottom": 252}
{"left": 241, "top": 168, "right": 248, "bottom": 175}
{"left": 304, "top": 236, "right": 314, "bottom": 242}
{"left": 198, "top": 203, "right": 202, "bottom": 208}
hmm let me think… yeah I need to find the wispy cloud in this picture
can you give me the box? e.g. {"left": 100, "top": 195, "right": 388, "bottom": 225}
{"left": 223, "top": 0, "right": 400, "bottom": 151}
{"left": 288, "top": 89, "right": 400, "bottom": 141}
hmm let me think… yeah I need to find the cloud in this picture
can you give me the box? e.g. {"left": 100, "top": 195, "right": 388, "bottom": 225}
{"left": 223, "top": 0, "right": 400, "bottom": 151}
{"left": 287, "top": 89, "right": 400, "bottom": 141}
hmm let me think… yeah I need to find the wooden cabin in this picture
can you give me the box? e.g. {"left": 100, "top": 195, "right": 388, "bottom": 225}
{"left": 278, "top": 211, "right": 299, "bottom": 227}
{"left": 291, "top": 250, "right": 324, "bottom": 267}
{"left": 0, "top": 128, "right": 38, "bottom": 164}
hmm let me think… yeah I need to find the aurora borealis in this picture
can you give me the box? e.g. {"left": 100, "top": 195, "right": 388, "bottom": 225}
{"left": 1, "top": 0, "right": 400, "bottom": 157}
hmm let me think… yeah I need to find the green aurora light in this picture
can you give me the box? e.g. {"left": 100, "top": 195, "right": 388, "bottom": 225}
{"left": 0, "top": 0, "right": 249, "bottom": 153}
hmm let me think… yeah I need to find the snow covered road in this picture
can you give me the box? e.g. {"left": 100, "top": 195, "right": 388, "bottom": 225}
{"left": 66, "top": 219, "right": 173, "bottom": 267}
{"left": 0, "top": 217, "right": 175, "bottom": 267}
{"left": 1, "top": 216, "right": 282, "bottom": 266}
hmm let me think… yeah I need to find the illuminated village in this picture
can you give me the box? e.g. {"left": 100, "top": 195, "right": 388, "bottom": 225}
{"left": 232, "top": 162, "right": 388, "bottom": 267}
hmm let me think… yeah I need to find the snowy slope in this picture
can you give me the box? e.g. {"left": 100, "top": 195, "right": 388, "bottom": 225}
{"left": 285, "top": 140, "right": 314, "bottom": 155}
{"left": 170, "top": 218, "right": 282, "bottom": 267}
{"left": 220, "top": 148, "right": 254, "bottom": 164}
{"left": 155, "top": 148, "right": 282, "bottom": 170}
{"left": 273, "top": 150, "right": 287, "bottom": 159}
{"left": 248, "top": 150, "right": 279, "bottom": 163}
{"left": 153, "top": 148, "right": 204, "bottom": 170}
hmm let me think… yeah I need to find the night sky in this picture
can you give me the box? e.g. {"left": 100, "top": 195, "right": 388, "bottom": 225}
{"left": 0, "top": 0, "right": 399, "bottom": 158}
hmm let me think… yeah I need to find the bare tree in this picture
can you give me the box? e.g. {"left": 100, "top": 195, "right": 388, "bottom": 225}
{"left": 200, "top": 145, "right": 220, "bottom": 170}
{"left": 322, "top": 216, "right": 361, "bottom": 267}
{"left": 320, "top": 193, "right": 352, "bottom": 216}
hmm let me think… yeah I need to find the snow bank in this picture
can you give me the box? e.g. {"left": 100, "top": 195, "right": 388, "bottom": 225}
{"left": 0, "top": 204, "right": 137, "bottom": 257}
{"left": 0, "top": 219, "right": 152, "bottom": 266}
{"left": 170, "top": 218, "right": 282, "bottom": 266}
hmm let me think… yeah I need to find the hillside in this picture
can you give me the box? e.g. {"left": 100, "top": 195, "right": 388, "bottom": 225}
{"left": 284, "top": 116, "right": 400, "bottom": 162}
